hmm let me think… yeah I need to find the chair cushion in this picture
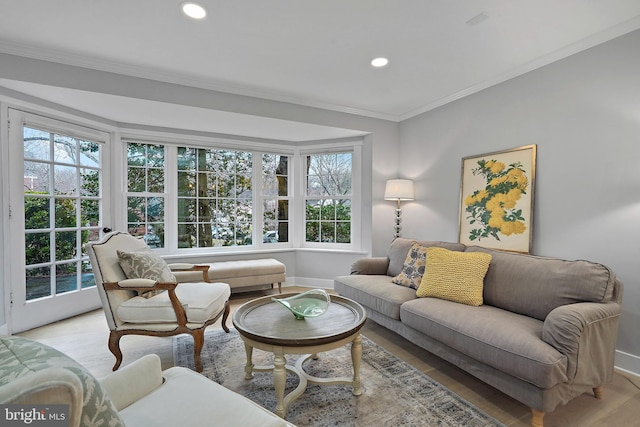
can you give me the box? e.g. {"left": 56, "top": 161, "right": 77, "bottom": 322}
{"left": 116, "top": 282, "right": 230, "bottom": 325}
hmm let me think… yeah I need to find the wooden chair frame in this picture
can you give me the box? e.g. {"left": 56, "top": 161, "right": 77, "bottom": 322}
{"left": 103, "top": 280, "right": 230, "bottom": 372}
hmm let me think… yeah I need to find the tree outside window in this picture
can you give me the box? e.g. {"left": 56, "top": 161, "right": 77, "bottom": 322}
{"left": 126, "top": 142, "right": 165, "bottom": 248}
{"left": 262, "top": 153, "right": 289, "bottom": 244}
{"left": 177, "top": 147, "right": 253, "bottom": 248}
{"left": 24, "top": 127, "right": 101, "bottom": 299}
{"left": 305, "top": 152, "right": 352, "bottom": 243}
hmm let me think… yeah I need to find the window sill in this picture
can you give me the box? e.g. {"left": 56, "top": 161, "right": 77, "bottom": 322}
{"left": 162, "top": 246, "right": 367, "bottom": 260}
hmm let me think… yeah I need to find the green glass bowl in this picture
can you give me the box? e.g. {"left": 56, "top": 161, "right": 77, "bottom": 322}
{"left": 272, "top": 289, "right": 331, "bottom": 320}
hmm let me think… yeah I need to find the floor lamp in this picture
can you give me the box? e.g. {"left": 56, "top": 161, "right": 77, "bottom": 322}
{"left": 384, "top": 179, "right": 414, "bottom": 238}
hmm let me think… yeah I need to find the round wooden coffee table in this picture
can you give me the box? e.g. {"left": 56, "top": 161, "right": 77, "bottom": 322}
{"left": 232, "top": 293, "right": 367, "bottom": 418}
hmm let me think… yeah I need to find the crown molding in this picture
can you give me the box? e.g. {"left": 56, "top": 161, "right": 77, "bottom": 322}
{"left": 398, "top": 14, "right": 640, "bottom": 121}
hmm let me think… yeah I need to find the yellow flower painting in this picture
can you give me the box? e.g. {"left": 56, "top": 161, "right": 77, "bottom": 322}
{"left": 459, "top": 145, "right": 536, "bottom": 253}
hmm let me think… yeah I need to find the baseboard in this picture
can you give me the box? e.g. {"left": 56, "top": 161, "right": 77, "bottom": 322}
{"left": 615, "top": 349, "right": 640, "bottom": 377}
{"left": 286, "top": 277, "right": 335, "bottom": 290}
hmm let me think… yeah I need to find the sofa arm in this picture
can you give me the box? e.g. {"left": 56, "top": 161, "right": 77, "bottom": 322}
{"left": 542, "top": 301, "right": 621, "bottom": 382}
{"left": 100, "top": 354, "right": 164, "bottom": 411}
{"left": 350, "top": 257, "right": 389, "bottom": 275}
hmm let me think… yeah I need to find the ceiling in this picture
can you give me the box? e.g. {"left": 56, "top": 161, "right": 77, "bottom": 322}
{"left": 1, "top": 0, "right": 640, "bottom": 137}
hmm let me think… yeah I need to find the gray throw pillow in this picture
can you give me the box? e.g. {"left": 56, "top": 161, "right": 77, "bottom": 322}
{"left": 117, "top": 250, "right": 176, "bottom": 298}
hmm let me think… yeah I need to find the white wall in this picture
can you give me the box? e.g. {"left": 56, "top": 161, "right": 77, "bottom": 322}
{"left": 398, "top": 29, "right": 640, "bottom": 373}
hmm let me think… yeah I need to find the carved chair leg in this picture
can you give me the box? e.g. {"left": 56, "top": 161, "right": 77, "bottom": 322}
{"left": 531, "top": 408, "right": 545, "bottom": 427}
{"left": 192, "top": 329, "right": 205, "bottom": 373}
{"left": 593, "top": 386, "right": 604, "bottom": 399}
{"left": 108, "top": 331, "right": 124, "bottom": 371}
{"left": 221, "top": 301, "right": 230, "bottom": 333}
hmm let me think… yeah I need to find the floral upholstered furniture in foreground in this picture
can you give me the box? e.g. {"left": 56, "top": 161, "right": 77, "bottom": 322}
{"left": 0, "top": 336, "right": 293, "bottom": 427}
{"left": 334, "top": 238, "right": 623, "bottom": 427}
{"left": 85, "top": 231, "right": 231, "bottom": 372}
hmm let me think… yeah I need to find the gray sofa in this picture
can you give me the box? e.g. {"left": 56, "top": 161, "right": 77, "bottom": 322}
{"left": 334, "top": 238, "right": 623, "bottom": 427}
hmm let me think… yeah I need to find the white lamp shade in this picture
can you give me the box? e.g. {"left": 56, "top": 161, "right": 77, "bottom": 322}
{"left": 384, "top": 179, "right": 414, "bottom": 200}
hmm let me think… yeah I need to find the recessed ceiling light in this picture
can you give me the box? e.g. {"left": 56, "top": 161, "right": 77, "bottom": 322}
{"left": 371, "top": 57, "right": 389, "bottom": 68}
{"left": 181, "top": 2, "right": 207, "bottom": 19}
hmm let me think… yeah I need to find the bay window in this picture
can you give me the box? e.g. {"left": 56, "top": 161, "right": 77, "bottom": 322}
{"left": 123, "top": 136, "right": 359, "bottom": 252}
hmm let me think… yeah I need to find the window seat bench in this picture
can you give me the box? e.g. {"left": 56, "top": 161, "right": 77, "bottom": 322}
{"left": 171, "top": 258, "right": 286, "bottom": 293}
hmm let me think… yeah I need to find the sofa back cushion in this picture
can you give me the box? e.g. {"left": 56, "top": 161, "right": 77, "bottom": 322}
{"left": 466, "top": 246, "right": 617, "bottom": 320}
{"left": 386, "top": 238, "right": 466, "bottom": 277}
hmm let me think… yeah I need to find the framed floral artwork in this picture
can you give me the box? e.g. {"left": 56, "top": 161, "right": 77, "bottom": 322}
{"left": 459, "top": 144, "right": 536, "bottom": 253}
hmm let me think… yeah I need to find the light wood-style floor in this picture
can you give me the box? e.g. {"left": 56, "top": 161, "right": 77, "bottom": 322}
{"left": 18, "top": 286, "right": 640, "bottom": 427}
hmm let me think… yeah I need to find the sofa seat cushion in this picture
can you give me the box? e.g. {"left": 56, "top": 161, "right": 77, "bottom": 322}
{"left": 466, "top": 246, "right": 617, "bottom": 320}
{"left": 118, "top": 366, "right": 287, "bottom": 427}
{"left": 400, "top": 298, "right": 568, "bottom": 389}
{"left": 117, "top": 282, "right": 230, "bottom": 324}
{"left": 334, "top": 275, "right": 416, "bottom": 320}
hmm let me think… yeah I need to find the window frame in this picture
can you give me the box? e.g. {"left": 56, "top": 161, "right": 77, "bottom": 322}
{"left": 118, "top": 130, "right": 363, "bottom": 254}
{"left": 297, "top": 141, "right": 362, "bottom": 251}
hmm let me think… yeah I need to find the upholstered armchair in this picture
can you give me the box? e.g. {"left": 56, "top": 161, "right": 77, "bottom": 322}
{"left": 0, "top": 336, "right": 292, "bottom": 427}
{"left": 84, "top": 231, "right": 231, "bottom": 372}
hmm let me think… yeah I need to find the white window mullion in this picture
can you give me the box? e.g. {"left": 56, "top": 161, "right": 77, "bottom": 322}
{"left": 253, "top": 152, "right": 263, "bottom": 246}
{"left": 165, "top": 145, "right": 178, "bottom": 252}
{"left": 292, "top": 150, "right": 304, "bottom": 248}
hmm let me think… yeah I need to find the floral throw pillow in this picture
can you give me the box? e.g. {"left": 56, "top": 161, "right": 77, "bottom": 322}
{"left": 117, "top": 249, "right": 176, "bottom": 298}
{"left": 0, "top": 336, "right": 125, "bottom": 427}
{"left": 391, "top": 243, "right": 429, "bottom": 289}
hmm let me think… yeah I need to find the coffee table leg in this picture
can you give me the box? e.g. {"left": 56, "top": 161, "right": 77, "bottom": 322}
{"left": 243, "top": 343, "right": 254, "bottom": 380}
{"left": 273, "top": 347, "right": 287, "bottom": 418}
{"left": 351, "top": 334, "right": 363, "bottom": 396}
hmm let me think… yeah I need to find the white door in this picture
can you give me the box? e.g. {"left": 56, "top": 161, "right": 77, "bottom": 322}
{"left": 8, "top": 109, "right": 111, "bottom": 333}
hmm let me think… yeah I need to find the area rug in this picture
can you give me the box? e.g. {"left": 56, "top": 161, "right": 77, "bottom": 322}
{"left": 174, "top": 329, "right": 506, "bottom": 427}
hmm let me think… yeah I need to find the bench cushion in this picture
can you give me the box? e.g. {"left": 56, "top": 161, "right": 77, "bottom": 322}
{"left": 174, "top": 259, "right": 286, "bottom": 289}
{"left": 208, "top": 259, "right": 284, "bottom": 280}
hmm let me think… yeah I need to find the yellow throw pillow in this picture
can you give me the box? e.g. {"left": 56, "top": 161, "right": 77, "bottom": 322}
{"left": 416, "top": 247, "right": 492, "bottom": 306}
